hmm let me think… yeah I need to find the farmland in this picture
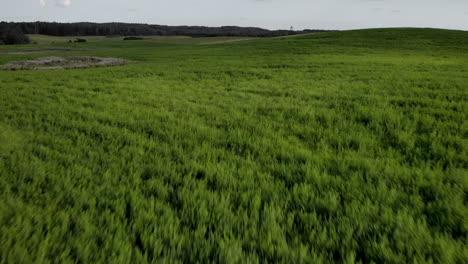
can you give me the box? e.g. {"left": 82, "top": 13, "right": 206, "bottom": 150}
{"left": 0, "top": 28, "right": 467, "bottom": 263}
{"left": 25, "top": 34, "right": 254, "bottom": 45}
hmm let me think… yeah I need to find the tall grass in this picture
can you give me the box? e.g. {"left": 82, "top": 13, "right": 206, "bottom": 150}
{"left": 0, "top": 28, "right": 467, "bottom": 263}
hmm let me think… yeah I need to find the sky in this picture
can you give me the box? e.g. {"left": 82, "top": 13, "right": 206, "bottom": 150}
{"left": 1, "top": 0, "right": 467, "bottom": 30}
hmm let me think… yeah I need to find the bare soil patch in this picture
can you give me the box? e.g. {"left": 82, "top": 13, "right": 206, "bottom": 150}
{"left": 1, "top": 56, "right": 128, "bottom": 71}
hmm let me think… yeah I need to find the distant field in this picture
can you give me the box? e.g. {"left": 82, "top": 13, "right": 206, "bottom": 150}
{"left": 0, "top": 28, "right": 467, "bottom": 263}
{"left": 27, "top": 34, "right": 255, "bottom": 45}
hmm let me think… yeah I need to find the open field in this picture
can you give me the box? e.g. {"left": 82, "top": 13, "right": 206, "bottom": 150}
{"left": 27, "top": 34, "right": 255, "bottom": 45}
{"left": 0, "top": 28, "right": 467, "bottom": 263}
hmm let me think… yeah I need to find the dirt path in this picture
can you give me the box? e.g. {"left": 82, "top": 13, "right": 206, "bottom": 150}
{"left": 202, "top": 32, "right": 322, "bottom": 45}
{"left": 201, "top": 38, "right": 254, "bottom": 45}
{"left": 272, "top": 32, "right": 321, "bottom": 38}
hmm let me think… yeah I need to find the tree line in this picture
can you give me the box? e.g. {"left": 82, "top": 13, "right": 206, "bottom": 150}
{"left": 1, "top": 21, "right": 331, "bottom": 44}
{"left": 0, "top": 23, "right": 30, "bottom": 45}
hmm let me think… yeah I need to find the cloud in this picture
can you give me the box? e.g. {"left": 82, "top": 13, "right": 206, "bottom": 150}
{"left": 40, "top": 0, "right": 72, "bottom": 8}
{"left": 62, "top": 0, "right": 72, "bottom": 7}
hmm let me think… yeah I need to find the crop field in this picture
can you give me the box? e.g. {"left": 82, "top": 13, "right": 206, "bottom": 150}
{"left": 0, "top": 28, "right": 467, "bottom": 263}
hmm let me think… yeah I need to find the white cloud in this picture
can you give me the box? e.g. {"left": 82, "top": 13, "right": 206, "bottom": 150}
{"left": 63, "top": 0, "right": 72, "bottom": 7}
{"left": 40, "top": 0, "right": 72, "bottom": 8}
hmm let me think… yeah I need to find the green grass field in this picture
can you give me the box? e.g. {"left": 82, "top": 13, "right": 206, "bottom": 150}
{"left": 0, "top": 28, "right": 467, "bottom": 263}
{"left": 26, "top": 34, "right": 254, "bottom": 45}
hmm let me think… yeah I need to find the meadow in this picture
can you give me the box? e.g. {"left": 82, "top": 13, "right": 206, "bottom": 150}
{"left": 0, "top": 28, "right": 467, "bottom": 263}
{"left": 26, "top": 34, "right": 253, "bottom": 45}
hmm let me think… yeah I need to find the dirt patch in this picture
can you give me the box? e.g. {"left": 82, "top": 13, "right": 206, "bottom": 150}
{"left": 1, "top": 56, "right": 128, "bottom": 71}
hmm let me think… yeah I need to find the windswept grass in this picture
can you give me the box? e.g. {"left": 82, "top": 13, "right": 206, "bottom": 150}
{"left": 0, "top": 28, "right": 467, "bottom": 263}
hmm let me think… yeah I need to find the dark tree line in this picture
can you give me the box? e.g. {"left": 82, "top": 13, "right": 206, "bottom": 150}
{"left": 1, "top": 21, "right": 331, "bottom": 44}
{"left": 0, "top": 23, "right": 30, "bottom": 45}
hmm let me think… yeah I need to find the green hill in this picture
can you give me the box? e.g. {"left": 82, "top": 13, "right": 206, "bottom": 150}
{"left": 0, "top": 28, "right": 467, "bottom": 263}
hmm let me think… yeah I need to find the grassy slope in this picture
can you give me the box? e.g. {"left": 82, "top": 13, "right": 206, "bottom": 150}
{"left": 0, "top": 28, "right": 467, "bottom": 263}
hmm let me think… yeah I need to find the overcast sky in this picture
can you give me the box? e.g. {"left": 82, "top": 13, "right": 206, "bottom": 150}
{"left": 1, "top": 0, "right": 467, "bottom": 30}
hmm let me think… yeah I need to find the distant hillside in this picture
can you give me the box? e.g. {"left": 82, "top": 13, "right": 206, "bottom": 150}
{"left": 1, "top": 22, "right": 331, "bottom": 39}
